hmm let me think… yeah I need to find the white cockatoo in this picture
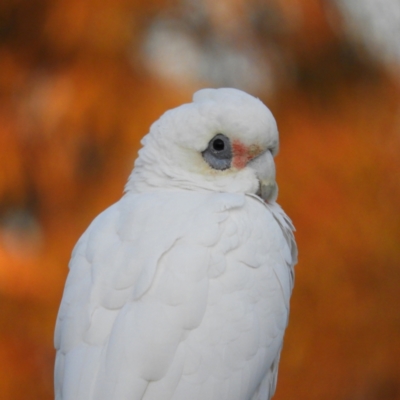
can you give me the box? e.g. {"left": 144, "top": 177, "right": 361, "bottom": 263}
{"left": 54, "top": 88, "right": 297, "bottom": 400}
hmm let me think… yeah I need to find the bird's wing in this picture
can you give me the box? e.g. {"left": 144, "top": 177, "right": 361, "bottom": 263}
{"left": 249, "top": 194, "right": 297, "bottom": 304}
{"left": 246, "top": 194, "right": 297, "bottom": 400}
{"left": 167, "top": 195, "right": 296, "bottom": 400}
{"left": 54, "top": 191, "right": 244, "bottom": 400}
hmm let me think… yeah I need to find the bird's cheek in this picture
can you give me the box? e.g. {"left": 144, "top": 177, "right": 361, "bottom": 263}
{"left": 231, "top": 140, "right": 262, "bottom": 169}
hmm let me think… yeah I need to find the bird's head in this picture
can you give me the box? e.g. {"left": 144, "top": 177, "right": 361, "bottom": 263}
{"left": 127, "top": 88, "right": 280, "bottom": 202}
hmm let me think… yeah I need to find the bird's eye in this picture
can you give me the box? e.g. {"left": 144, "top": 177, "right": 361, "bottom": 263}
{"left": 202, "top": 133, "right": 232, "bottom": 171}
{"left": 212, "top": 139, "right": 225, "bottom": 151}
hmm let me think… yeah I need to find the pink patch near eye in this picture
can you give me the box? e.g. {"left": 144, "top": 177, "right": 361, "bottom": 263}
{"left": 232, "top": 140, "right": 248, "bottom": 169}
{"left": 232, "top": 140, "right": 261, "bottom": 169}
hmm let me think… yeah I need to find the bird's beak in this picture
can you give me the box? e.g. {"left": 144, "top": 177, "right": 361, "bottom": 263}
{"left": 248, "top": 150, "right": 278, "bottom": 203}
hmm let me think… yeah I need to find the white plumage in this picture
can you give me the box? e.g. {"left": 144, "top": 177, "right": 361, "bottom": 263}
{"left": 54, "top": 88, "right": 297, "bottom": 400}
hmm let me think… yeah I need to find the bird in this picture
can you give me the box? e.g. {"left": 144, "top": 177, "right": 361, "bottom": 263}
{"left": 54, "top": 87, "right": 297, "bottom": 400}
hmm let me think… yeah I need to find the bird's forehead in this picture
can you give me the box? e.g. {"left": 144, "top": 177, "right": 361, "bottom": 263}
{"left": 210, "top": 102, "right": 276, "bottom": 148}
{"left": 152, "top": 91, "right": 278, "bottom": 156}
{"left": 184, "top": 102, "right": 274, "bottom": 145}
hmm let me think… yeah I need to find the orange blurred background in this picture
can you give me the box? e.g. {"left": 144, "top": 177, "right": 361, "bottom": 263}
{"left": 0, "top": 0, "right": 400, "bottom": 399}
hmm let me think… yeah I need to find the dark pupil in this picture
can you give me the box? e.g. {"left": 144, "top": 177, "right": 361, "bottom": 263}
{"left": 213, "top": 138, "right": 225, "bottom": 151}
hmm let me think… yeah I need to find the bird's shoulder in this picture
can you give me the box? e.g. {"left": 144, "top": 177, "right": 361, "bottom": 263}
{"left": 55, "top": 191, "right": 245, "bottom": 345}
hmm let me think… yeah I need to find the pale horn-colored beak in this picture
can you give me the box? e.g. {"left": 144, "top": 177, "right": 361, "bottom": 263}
{"left": 248, "top": 150, "right": 278, "bottom": 203}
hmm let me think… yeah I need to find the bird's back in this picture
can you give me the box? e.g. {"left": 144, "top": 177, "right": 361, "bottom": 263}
{"left": 55, "top": 191, "right": 295, "bottom": 400}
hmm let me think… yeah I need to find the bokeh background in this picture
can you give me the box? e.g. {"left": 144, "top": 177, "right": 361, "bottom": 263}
{"left": 0, "top": 0, "right": 400, "bottom": 399}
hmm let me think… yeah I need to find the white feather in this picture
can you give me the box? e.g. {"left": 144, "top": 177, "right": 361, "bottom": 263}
{"left": 55, "top": 88, "right": 297, "bottom": 400}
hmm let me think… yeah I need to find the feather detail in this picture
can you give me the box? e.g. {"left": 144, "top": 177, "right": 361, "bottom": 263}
{"left": 55, "top": 88, "right": 297, "bottom": 400}
{"left": 55, "top": 191, "right": 295, "bottom": 400}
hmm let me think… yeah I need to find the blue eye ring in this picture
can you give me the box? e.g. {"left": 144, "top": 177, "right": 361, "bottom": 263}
{"left": 202, "top": 133, "right": 232, "bottom": 171}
